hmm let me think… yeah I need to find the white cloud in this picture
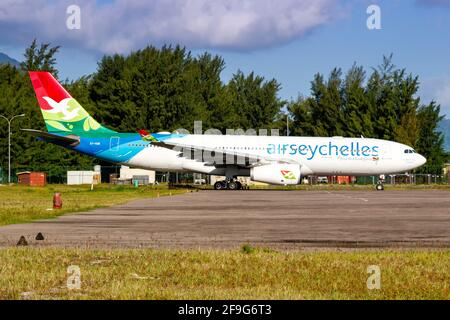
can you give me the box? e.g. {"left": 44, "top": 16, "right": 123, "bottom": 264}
{"left": 0, "top": 0, "right": 339, "bottom": 54}
{"left": 420, "top": 75, "right": 450, "bottom": 118}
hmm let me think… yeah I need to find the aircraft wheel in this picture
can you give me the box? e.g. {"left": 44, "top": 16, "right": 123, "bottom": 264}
{"left": 228, "top": 181, "right": 238, "bottom": 190}
{"left": 214, "top": 181, "right": 224, "bottom": 190}
{"left": 235, "top": 181, "right": 242, "bottom": 190}
{"left": 375, "top": 183, "right": 384, "bottom": 191}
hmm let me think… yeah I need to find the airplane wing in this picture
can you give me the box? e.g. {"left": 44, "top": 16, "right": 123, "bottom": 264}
{"left": 140, "top": 131, "right": 298, "bottom": 168}
{"left": 22, "top": 129, "right": 80, "bottom": 147}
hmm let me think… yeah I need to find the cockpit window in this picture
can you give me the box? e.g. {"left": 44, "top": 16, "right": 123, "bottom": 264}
{"left": 404, "top": 149, "right": 416, "bottom": 154}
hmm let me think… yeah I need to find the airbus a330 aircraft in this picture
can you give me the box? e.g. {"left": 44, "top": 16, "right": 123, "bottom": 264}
{"left": 25, "top": 71, "right": 426, "bottom": 190}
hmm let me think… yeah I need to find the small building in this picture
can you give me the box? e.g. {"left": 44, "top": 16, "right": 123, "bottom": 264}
{"left": 327, "top": 175, "right": 356, "bottom": 184}
{"left": 119, "top": 166, "right": 155, "bottom": 185}
{"left": 67, "top": 171, "right": 101, "bottom": 185}
{"left": 444, "top": 163, "right": 450, "bottom": 184}
{"left": 443, "top": 163, "right": 450, "bottom": 175}
{"left": 17, "top": 172, "right": 47, "bottom": 187}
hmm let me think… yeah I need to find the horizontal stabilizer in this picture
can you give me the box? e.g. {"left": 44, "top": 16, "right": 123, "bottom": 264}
{"left": 21, "top": 129, "right": 80, "bottom": 147}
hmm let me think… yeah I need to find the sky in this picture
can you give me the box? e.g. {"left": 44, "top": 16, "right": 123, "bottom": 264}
{"left": 0, "top": 0, "right": 449, "bottom": 118}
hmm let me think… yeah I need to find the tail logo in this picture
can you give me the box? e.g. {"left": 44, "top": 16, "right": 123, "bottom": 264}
{"left": 40, "top": 96, "right": 102, "bottom": 132}
{"left": 43, "top": 97, "right": 80, "bottom": 120}
{"left": 138, "top": 130, "right": 159, "bottom": 142}
{"left": 281, "top": 170, "right": 296, "bottom": 180}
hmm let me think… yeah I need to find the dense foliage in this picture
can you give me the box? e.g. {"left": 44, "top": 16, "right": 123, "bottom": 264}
{"left": 288, "top": 56, "right": 447, "bottom": 173}
{"left": 0, "top": 41, "right": 447, "bottom": 181}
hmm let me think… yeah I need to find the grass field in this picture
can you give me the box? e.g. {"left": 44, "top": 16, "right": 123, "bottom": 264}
{"left": 0, "top": 248, "right": 448, "bottom": 300}
{"left": 0, "top": 184, "right": 188, "bottom": 226}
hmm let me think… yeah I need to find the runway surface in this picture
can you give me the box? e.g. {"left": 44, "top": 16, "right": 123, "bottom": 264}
{"left": 0, "top": 190, "right": 449, "bottom": 249}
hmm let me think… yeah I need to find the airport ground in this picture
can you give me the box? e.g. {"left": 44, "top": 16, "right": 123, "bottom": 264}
{"left": 0, "top": 184, "right": 186, "bottom": 226}
{"left": 0, "top": 184, "right": 448, "bottom": 299}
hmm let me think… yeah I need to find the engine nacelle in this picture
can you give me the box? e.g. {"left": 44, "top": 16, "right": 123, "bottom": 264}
{"left": 250, "top": 163, "right": 301, "bottom": 185}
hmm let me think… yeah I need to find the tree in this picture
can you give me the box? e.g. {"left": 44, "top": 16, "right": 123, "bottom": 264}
{"left": 288, "top": 55, "right": 446, "bottom": 173}
{"left": 20, "top": 39, "right": 60, "bottom": 76}
{"left": 89, "top": 46, "right": 284, "bottom": 134}
{"left": 342, "top": 64, "right": 374, "bottom": 138}
{"left": 415, "top": 102, "right": 446, "bottom": 174}
{"left": 90, "top": 46, "right": 207, "bottom": 132}
{"left": 195, "top": 53, "right": 228, "bottom": 130}
{"left": 287, "top": 95, "right": 314, "bottom": 136}
{"left": 225, "top": 70, "right": 285, "bottom": 132}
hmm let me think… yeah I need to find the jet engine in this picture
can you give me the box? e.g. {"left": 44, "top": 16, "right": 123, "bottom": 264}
{"left": 250, "top": 163, "right": 301, "bottom": 185}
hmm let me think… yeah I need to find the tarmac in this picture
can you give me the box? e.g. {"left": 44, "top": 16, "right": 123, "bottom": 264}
{"left": 0, "top": 189, "right": 449, "bottom": 250}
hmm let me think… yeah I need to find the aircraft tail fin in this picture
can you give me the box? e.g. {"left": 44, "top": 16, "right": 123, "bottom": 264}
{"left": 28, "top": 71, "right": 115, "bottom": 133}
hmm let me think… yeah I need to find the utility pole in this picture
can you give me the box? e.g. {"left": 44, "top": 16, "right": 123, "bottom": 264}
{"left": 286, "top": 114, "right": 290, "bottom": 136}
{"left": 0, "top": 114, "right": 25, "bottom": 183}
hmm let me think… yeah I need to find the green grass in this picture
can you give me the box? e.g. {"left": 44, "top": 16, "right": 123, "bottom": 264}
{"left": 0, "top": 184, "right": 188, "bottom": 226}
{"left": 0, "top": 248, "right": 448, "bottom": 299}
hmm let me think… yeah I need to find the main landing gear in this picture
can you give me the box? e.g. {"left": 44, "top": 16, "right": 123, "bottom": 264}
{"left": 214, "top": 179, "right": 244, "bottom": 190}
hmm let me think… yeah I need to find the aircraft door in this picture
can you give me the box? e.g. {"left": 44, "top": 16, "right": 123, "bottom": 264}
{"left": 110, "top": 136, "right": 120, "bottom": 151}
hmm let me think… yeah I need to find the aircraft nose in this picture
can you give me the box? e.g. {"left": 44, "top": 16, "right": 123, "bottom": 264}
{"left": 418, "top": 154, "right": 427, "bottom": 166}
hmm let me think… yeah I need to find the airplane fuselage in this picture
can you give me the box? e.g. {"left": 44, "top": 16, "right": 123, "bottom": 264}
{"left": 69, "top": 133, "right": 426, "bottom": 178}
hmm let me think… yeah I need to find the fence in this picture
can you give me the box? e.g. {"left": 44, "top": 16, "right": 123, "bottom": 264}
{"left": 1, "top": 165, "right": 448, "bottom": 185}
{"left": 327, "top": 174, "right": 449, "bottom": 185}
{"left": 0, "top": 166, "right": 120, "bottom": 184}
{"left": 0, "top": 166, "right": 198, "bottom": 185}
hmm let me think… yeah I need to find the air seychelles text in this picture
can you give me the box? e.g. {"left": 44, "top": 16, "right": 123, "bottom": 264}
{"left": 267, "top": 141, "right": 379, "bottom": 160}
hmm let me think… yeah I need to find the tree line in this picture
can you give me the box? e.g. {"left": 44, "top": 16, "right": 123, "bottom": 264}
{"left": 0, "top": 40, "right": 447, "bottom": 181}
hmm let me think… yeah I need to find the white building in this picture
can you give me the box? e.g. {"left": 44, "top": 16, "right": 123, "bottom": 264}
{"left": 120, "top": 166, "right": 156, "bottom": 184}
{"left": 67, "top": 171, "right": 101, "bottom": 185}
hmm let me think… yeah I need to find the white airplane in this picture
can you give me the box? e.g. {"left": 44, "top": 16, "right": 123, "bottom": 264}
{"left": 25, "top": 71, "right": 427, "bottom": 190}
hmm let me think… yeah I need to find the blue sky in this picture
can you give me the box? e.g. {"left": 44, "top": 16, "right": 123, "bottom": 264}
{"left": 1, "top": 0, "right": 449, "bottom": 118}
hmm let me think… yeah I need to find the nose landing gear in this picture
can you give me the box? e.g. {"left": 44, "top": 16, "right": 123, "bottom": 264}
{"left": 375, "top": 183, "right": 384, "bottom": 191}
{"left": 375, "top": 174, "right": 385, "bottom": 191}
